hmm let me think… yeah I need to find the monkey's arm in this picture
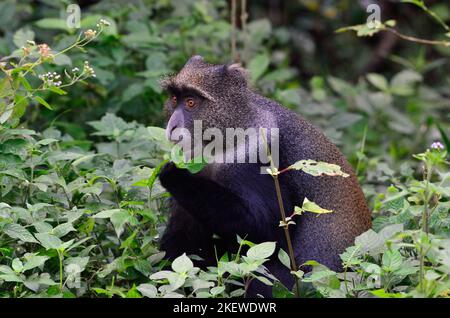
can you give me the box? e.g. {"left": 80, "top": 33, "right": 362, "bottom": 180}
{"left": 159, "top": 163, "right": 277, "bottom": 242}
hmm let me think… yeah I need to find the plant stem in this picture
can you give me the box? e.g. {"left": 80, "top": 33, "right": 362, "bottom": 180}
{"left": 58, "top": 250, "right": 63, "bottom": 292}
{"left": 419, "top": 161, "right": 433, "bottom": 293}
{"left": 386, "top": 28, "right": 450, "bottom": 47}
{"left": 355, "top": 124, "right": 368, "bottom": 177}
{"left": 231, "top": 0, "right": 237, "bottom": 62}
{"left": 273, "top": 174, "right": 301, "bottom": 297}
{"left": 240, "top": 0, "right": 248, "bottom": 64}
{"left": 260, "top": 128, "right": 300, "bottom": 297}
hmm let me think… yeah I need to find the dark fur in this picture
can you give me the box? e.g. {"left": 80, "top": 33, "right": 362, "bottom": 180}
{"left": 159, "top": 56, "right": 372, "bottom": 297}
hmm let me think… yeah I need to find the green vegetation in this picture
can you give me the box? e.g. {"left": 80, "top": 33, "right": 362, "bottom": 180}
{"left": 0, "top": 0, "right": 448, "bottom": 298}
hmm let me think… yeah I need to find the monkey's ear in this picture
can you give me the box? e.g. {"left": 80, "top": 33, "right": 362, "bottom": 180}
{"left": 186, "top": 55, "right": 205, "bottom": 66}
{"left": 159, "top": 75, "right": 174, "bottom": 91}
{"left": 226, "top": 63, "right": 249, "bottom": 84}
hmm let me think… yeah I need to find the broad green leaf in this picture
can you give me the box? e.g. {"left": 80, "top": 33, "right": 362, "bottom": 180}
{"left": 92, "top": 209, "right": 123, "bottom": 219}
{"left": 22, "top": 255, "right": 50, "bottom": 272}
{"left": 367, "top": 73, "right": 388, "bottom": 91}
{"left": 278, "top": 248, "right": 291, "bottom": 269}
{"left": 382, "top": 249, "right": 403, "bottom": 272}
{"left": 247, "top": 242, "right": 276, "bottom": 260}
{"left": 167, "top": 272, "right": 186, "bottom": 291}
{"left": 13, "top": 29, "right": 35, "bottom": 48}
{"left": 35, "top": 233, "right": 63, "bottom": 250}
{"left": 34, "top": 96, "right": 53, "bottom": 110}
{"left": 64, "top": 257, "right": 90, "bottom": 273}
{"left": 288, "top": 159, "right": 349, "bottom": 177}
{"left": 48, "top": 86, "right": 67, "bottom": 95}
{"left": 248, "top": 53, "right": 270, "bottom": 82}
{"left": 302, "top": 269, "right": 337, "bottom": 282}
{"left": 137, "top": 284, "right": 157, "bottom": 298}
{"left": 370, "top": 289, "right": 405, "bottom": 298}
{"left": 301, "top": 198, "right": 333, "bottom": 214}
{"left": 35, "top": 18, "right": 68, "bottom": 31}
{"left": 52, "top": 222, "right": 76, "bottom": 238}
{"left": 0, "top": 273, "right": 23, "bottom": 283}
{"left": 171, "top": 253, "right": 193, "bottom": 273}
{"left": 3, "top": 223, "right": 38, "bottom": 243}
{"left": 12, "top": 258, "right": 23, "bottom": 272}
{"left": 210, "top": 286, "right": 225, "bottom": 295}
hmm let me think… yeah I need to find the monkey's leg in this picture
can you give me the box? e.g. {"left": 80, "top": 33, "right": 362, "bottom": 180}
{"left": 160, "top": 201, "right": 216, "bottom": 266}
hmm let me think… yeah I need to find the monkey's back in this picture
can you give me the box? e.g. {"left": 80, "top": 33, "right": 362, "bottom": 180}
{"left": 249, "top": 92, "right": 372, "bottom": 271}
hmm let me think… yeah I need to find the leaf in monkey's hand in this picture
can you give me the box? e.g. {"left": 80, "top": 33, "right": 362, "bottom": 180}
{"left": 184, "top": 158, "right": 207, "bottom": 174}
{"left": 170, "top": 145, "right": 206, "bottom": 174}
{"left": 288, "top": 159, "right": 349, "bottom": 177}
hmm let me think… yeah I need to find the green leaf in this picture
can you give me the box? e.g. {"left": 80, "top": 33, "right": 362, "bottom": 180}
{"left": 19, "top": 77, "right": 33, "bottom": 92}
{"left": 171, "top": 253, "right": 193, "bottom": 273}
{"left": 22, "top": 255, "right": 50, "bottom": 272}
{"left": 247, "top": 242, "right": 276, "bottom": 260}
{"left": 367, "top": 73, "right": 389, "bottom": 91}
{"left": 3, "top": 223, "right": 38, "bottom": 243}
{"left": 167, "top": 272, "right": 186, "bottom": 291}
{"left": 370, "top": 289, "right": 405, "bottom": 298}
{"left": 12, "top": 258, "right": 23, "bottom": 272}
{"left": 0, "top": 273, "right": 23, "bottom": 283}
{"left": 35, "top": 18, "right": 69, "bottom": 31}
{"left": 53, "top": 54, "right": 72, "bottom": 66}
{"left": 137, "top": 284, "right": 157, "bottom": 298}
{"left": 278, "top": 249, "right": 291, "bottom": 269}
{"left": 382, "top": 249, "right": 403, "bottom": 272}
{"left": 329, "top": 113, "right": 363, "bottom": 129}
{"left": 390, "top": 70, "right": 422, "bottom": 96}
{"left": 301, "top": 198, "right": 333, "bottom": 214}
{"left": 34, "top": 96, "right": 53, "bottom": 110}
{"left": 255, "top": 276, "right": 273, "bottom": 286}
{"left": 52, "top": 222, "right": 76, "bottom": 238}
{"left": 302, "top": 269, "right": 337, "bottom": 282}
{"left": 288, "top": 159, "right": 349, "bottom": 177}
{"left": 48, "top": 86, "right": 67, "bottom": 95}
{"left": 64, "top": 257, "right": 90, "bottom": 273}
{"left": 327, "top": 76, "right": 357, "bottom": 97}
{"left": 88, "top": 113, "right": 135, "bottom": 138}
{"left": 35, "top": 233, "right": 63, "bottom": 250}
{"left": 248, "top": 53, "right": 270, "bottom": 82}
{"left": 110, "top": 210, "right": 134, "bottom": 238}
{"left": 210, "top": 286, "right": 225, "bottom": 295}
{"left": 171, "top": 145, "right": 207, "bottom": 174}
{"left": 92, "top": 209, "right": 122, "bottom": 219}
{"left": 13, "top": 29, "right": 35, "bottom": 48}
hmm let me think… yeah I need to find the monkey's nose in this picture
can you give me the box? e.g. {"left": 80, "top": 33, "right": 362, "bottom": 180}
{"left": 166, "top": 124, "right": 178, "bottom": 141}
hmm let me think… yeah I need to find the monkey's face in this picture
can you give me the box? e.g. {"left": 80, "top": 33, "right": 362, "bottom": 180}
{"left": 164, "top": 88, "right": 206, "bottom": 144}
{"left": 161, "top": 55, "right": 251, "bottom": 157}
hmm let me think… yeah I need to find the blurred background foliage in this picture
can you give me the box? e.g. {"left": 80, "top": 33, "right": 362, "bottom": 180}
{"left": 0, "top": 0, "right": 449, "bottom": 201}
{"left": 0, "top": 0, "right": 449, "bottom": 298}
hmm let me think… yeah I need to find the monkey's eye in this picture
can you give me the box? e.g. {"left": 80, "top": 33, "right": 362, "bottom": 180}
{"left": 171, "top": 95, "right": 177, "bottom": 106}
{"left": 185, "top": 97, "right": 196, "bottom": 108}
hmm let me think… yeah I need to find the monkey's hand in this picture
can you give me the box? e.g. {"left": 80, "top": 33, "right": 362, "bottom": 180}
{"left": 159, "top": 161, "right": 274, "bottom": 242}
{"left": 159, "top": 162, "right": 192, "bottom": 193}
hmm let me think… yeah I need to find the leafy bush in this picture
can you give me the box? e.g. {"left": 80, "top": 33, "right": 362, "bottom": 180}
{"left": 0, "top": 0, "right": 449, "bottom": 298}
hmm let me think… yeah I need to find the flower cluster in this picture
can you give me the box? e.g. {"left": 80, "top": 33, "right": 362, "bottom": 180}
{"left": 38, "top": 44, "right": 51, "bottom": 58}
{"left": 38, "top": 72, "right": 62, "bottom": 87}
{"left": 84, "top": 29, "right": 97, "bottom": 38}
{"left": 83, "top": 61, "right": 96, "bottom": 77}
{"left": 430, "top": 141, "right": 444, "bottom": 151}
{"left": 96, "top": 18, "right": 111, "bottom": 28}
